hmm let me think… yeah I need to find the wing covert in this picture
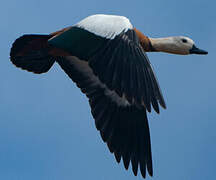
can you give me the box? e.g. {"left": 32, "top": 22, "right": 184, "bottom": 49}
{"left": 88, "top": 29, "right": 166, "bottom": 113}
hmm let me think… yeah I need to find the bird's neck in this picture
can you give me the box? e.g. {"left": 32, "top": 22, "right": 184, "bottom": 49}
{"left": 134, "top": 28, "right": 178, "bottom": 54}
{"left": 148, "top": 37, "right": 175, "bottom": 53}
{"left": 134, "top": 28, "right": 156, "bottom": 52}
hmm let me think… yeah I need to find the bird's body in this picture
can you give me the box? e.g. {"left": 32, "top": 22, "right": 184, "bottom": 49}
{"left": 10, "top": 14, "right": 207, "bottom": 178}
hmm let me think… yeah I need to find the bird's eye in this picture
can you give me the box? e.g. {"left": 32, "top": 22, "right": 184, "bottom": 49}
{"left": 182, "top": 39, "right": 187, "bottom": 43}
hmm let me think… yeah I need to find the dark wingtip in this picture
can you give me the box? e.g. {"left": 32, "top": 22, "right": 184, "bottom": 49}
{"left": 131, "top": 157, "right": 138, "bottom": 176}
{"left": 114, "top": 152, "right": 121, "bottom": 163}
{"left": 159, "top": 98, "right": 167, "bottom": 110}
{"left": 148, "top": 166, "right": 153, "bottom": 177}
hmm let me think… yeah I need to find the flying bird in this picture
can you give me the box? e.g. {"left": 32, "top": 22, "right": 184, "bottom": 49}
{"left": 10, "top": 14, "right": 208, "bottom": 178}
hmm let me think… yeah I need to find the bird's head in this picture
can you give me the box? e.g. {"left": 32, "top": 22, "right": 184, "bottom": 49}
{"left": 150, "top": 36, "right": 208, "bottom": 55}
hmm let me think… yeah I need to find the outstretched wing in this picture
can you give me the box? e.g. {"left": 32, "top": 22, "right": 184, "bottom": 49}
{"left": 48, "top": 15, "right": 166, "bottom": 178}
{"left": 10, "top": 14, "right": 167, "bottom": 178}
{"left": 57, "top": 56, "right": 153, "bottom": 178}
{"left": 49, "top": 26, "right": 166, "bottom": 113}
{"left": 88, "top": 29, "right": 166, "bottom": 113}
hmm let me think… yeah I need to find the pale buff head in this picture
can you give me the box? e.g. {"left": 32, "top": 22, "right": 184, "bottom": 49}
{"left": 149, "top": 36, "right": 208, "bottom": 55}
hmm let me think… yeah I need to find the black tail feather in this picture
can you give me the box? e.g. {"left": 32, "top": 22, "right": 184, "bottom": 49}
{"left": 10, "top": 34, "right": 55, "bottom": 74}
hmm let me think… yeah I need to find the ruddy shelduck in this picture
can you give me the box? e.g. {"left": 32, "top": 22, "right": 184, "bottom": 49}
{"left": 10, "top": 14, "right": 208, "bottom": 178}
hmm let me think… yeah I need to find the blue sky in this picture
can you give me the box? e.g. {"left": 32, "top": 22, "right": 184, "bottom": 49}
{"left": 0, "top": 0, "right": 215, "bottom": 179}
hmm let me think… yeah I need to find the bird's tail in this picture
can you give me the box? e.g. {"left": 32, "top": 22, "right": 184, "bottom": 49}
{"left": 10, "top": 34, "right": 55, "bottom": 74}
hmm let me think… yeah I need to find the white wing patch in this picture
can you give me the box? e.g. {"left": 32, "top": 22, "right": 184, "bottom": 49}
{"left": 76, "top": 14, "right": 133, "bottom": 39}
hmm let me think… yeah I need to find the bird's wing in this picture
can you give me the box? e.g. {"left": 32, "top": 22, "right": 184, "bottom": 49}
{"left": 49, "top": 27, "right": 166, "bottom": 113}
{"left": 87, "top": 29, "right": 166, "bottom": 113}
{"left": 57, "top": 56, "right": 153, "bottom": 178}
